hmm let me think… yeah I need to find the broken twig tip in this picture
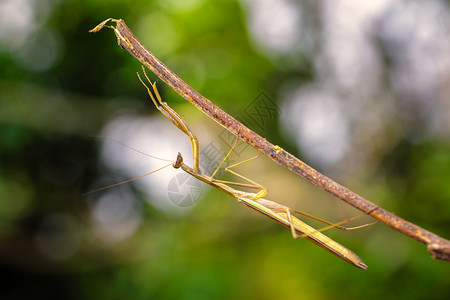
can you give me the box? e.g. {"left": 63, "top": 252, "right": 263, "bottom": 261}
{"left": 89, "top": 18, "right": 121, "bottom": 33}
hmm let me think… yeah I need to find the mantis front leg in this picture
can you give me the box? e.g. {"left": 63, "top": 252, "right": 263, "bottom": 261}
{"left": 137, "top": 67, "right": 200, "bottom": 173}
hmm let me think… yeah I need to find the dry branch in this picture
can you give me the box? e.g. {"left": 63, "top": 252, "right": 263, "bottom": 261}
{"left": 90, "top": 18, "right": 450, "bottom": 262}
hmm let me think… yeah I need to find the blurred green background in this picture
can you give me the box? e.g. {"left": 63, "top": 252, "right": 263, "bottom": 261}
{"left": 1, "top": 0, "right": 449, "bottom": 299}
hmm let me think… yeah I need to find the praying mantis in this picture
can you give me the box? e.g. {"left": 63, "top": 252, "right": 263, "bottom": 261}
{"left": 95, "top": 67, "right": 376, "bottom": 270}
{"left": 131, "top": 67, "right": 378, "bottom": 270}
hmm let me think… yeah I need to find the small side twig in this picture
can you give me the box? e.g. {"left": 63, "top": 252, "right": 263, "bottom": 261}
{"left": 90, "top": 18, "right": 450, "bottom": 262}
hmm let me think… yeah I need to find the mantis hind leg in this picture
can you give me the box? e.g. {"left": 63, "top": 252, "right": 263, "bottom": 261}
{"left": 207, "top": 134, "right": 377, "bottom": 238}
{"left": 297, "top": 210, "right": 379, "bottom": 238}
{"left": 137, "top": 67, "right": 200, "bottom": 172}
{"left": 286, "top": 207, "right": 378, "bottom": 239}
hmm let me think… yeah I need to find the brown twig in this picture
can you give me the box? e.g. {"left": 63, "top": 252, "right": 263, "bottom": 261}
{"left": 90, "top": 18, "right": 450, "bottom": 262}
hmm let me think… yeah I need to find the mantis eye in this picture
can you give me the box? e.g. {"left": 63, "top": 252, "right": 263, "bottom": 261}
{"left": 173, "top": 152, "right": 183, "bottom": 169}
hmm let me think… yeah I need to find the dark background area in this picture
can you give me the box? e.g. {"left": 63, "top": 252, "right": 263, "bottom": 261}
{"left": 0, "top": 0, "right": 449, "bottom": 299}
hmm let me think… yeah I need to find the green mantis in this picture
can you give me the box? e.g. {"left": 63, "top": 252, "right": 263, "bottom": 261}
{"left": 134, "top": 67, "right": 375, "bottom": 270}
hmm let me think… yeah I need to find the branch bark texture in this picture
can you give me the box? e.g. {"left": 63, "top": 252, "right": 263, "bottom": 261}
{"left": 90, "top": 18, "right": 450, "bottom": 262}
